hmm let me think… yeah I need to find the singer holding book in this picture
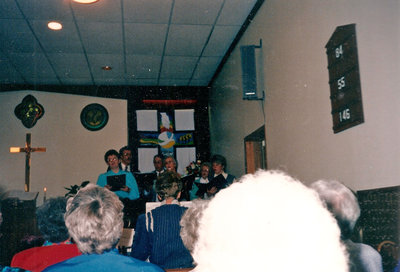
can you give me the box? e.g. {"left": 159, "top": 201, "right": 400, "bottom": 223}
{"left": 206, "top": 154, "right": 236, "bottom": 197}
{"left": 189, "top": 162, "right": 212, "bottom": 200}
{"left": 96, "top": 149, "right": 139, "bottom": 200}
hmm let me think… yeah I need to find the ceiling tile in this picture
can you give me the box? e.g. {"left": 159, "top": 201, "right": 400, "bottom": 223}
{"left": 203, "top": 25, "right": 241, "bottom": 56}
{"left": 0, "top": 0, "right": 261, "bottom": 87}
{"left": 188, "top": 79, "right": 210, "bottom": 86}
{"left": 0, "top": 0, "right": 23, "bottom": 19}
{"left": 165, "top": 24, "right": 212, "bottom": 56}
{"left": 172, "top": 0, "right": 223, "bottom": 25}
{"left": 47, "top": 53, "right": 91, "bottom": 79}
{"left": 78, "top": 22, "right": 123, "bottom": 54}
{"left": 0, "top": 19, "right": 40, "bottom": 53}
{"left": 30, "top": 20, "right": 83, "bottom": 54}
{"left": 125, "top": 78, "right": 158, "bottom": 86}
{"left": 126, "top": 55, "right": 161, "bottom": 79}
{"left": 192, "top": 56, "right": 221, "bottom": 80}
{"left": 124, "top": 23, "right": 167, "bottom": 55}
{"left": 59, "top": 78, "right": 94, "bottom": 86}
{"left": 0, "top": 76, "right": 25, "bottom": 84}
{"left": 217, "top": 0, "right": 258, "bottom": 26}
{"left": 87, "top": 53, "right": 125, "bottom": 81}
{"left": 16, "top": 0, "right": 73, "bottom": 20}
{"left": 93, "top": 78, "right": 127, "bottom": 86}
{"left": 160, "top": 56, "right": 197, "bottom": 79}
{"left": 158, "top": 79, "right": 189, "bottom": 86}
{"left": 8, "top": 52, "right": 57, "bottom": 81}
{"left": 0, "top": 52, "right": 25, "bottom": 83}
{"left": 71, "top": 0, "right": 121, "bottom": 23}
{"left": 123, "top": 0, "right": 172, "bottom": 24}
{"left": 26, "top": 77, "right": 61, "bottom": 85}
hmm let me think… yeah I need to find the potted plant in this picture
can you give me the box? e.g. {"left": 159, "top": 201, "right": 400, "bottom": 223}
{"left": 64, "top": 181, "right": 90, "bottom": 198}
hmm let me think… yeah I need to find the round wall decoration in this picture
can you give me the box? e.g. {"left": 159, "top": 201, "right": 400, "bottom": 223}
{"left": 80, "top": 103, "right": 109, "bottom": 131}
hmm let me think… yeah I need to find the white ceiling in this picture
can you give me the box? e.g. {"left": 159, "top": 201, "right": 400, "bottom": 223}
{"left": 0, "top": 0, "right": 261, "bottom": 87}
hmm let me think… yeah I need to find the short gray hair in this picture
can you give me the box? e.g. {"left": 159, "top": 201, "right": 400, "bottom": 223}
{"left": 311, "top": 179, "right": 360, "bottom": 240}
{"left": 180, "top": 199, "right": 209, "bottom": 253}
{"left": 164, "top": 156, "right": 177, "bottom": 167}
{"left": 64, "top": 184, "right": 123, "bottom": 254}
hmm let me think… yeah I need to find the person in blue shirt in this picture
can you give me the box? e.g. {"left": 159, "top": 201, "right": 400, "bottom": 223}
{"left": 97, "top": 149, "right": 142, "bottom": 227}
{"left": 96, "top": 149, "right": 139, "bottom": 200}
{"left": 131, "top": 171, "right": 193, "bottom": 270}
{"left": 44, "top": 184, "right": 163, "bottom": 272}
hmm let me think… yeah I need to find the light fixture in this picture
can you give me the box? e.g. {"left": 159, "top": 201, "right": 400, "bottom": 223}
{"left": 10, "top": 147, "right": 22, "bottom": 153}
{"left": 102, "top": 66, "right": 112, "bottom": 71}
{"left": 72, "top": 0, "right": 100, "bottom": 3}
{"left": 47, "top": 21, "right": 62, "bottom": 31}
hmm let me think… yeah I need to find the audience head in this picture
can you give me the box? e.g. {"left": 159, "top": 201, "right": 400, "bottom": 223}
{"left": 153, "top": 154, "right": 164, "bottom": 172}
{"left": 191, "top": 170, "right": 348, "bottom": 272}
{"left": 155, "top": 171, "right": 182, "bottom": 201}
{"left": 200, "top": 162, "right": 211, "bottom": 179}
{"left": 180, "top": 199, "right": 209, "bottom": 253}
{"left": 164, "top": 156, "right": 177, "bottom": 172}
{"left": 210, "top": 154, "right": 226, "bottom": 175}
{"left": 119, "top": 146, "right": 132, "bottom": 166}
{"left": 310, "top": 179, "right": 360, "bottom": 240}
{"left": 36, "top": 197, "right": 69, "bottom": 243}
{"left": 64, "top": 184, "right": 123, "bottom": 254}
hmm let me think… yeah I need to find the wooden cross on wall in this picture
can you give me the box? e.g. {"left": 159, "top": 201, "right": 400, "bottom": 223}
{"left": 10, "top": 133, "right": 46, "bottom": 192}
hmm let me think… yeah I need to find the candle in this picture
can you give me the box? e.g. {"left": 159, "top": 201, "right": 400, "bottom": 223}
{"left": 43, "top": 187, "right": 47, "bottom": 202}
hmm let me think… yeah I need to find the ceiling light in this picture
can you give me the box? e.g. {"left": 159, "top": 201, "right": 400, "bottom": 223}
{"left": 102, "top": 66, "right": 112, "bottom": 71}
{"left": 47, "top": 21, "right": 62, "bottom": 31}
{"left": 72, "top": 0, "right": 100, "bottom": 3}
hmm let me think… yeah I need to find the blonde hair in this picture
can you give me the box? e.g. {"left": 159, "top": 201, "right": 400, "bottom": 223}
{"left": 192, "top": 170, "right": 349, "bottom": 272}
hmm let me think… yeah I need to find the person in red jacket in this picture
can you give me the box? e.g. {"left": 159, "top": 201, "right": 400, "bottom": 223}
{"left": 11, "top": 197, "right": 81, "bottom": 272}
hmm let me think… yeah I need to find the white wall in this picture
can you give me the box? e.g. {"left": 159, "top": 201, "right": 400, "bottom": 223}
{"left": 0, "top": 91, "right": 128, "bottom": 204}
{"left": 210, "top": 0, "right": 400, "bottom": 190}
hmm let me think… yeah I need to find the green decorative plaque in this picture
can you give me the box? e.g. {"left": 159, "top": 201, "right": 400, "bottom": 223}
{"left": 80, "top": 103, "right": 109, "bottom": 131}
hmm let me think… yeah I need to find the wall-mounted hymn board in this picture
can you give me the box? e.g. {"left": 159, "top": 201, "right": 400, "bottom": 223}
{"left": 325, "top": 24, "right": 364, "bottom": 133}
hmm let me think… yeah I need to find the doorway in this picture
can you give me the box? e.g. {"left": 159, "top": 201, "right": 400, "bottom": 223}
{"left": 244, "top": 126, "right": 266, "bottom": 174}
